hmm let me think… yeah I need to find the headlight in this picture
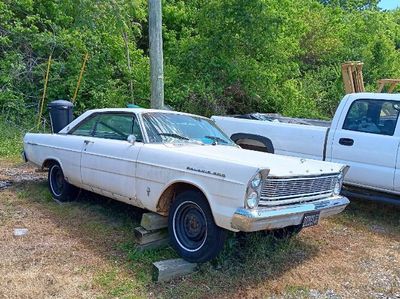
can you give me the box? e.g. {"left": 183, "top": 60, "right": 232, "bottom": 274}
{"left": 244, "top": 169, "right": 269, "bottom": 209}
{"left": 246, "top": 191, "right": 259, "bottom": 209}
{"left": 333, "top": 173, "right": 343, "bottom": 195}
{"left": 251, "top": 173, "right": 262, "bottom": 189}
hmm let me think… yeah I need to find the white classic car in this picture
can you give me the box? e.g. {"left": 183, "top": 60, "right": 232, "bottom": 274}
{"left": 23, "top": 108, "right": 350, "bottom": 262}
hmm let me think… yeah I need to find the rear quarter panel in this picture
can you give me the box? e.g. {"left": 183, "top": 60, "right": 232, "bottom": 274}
{"left": 24, "top": 133, "right": 84, "bottom": 186}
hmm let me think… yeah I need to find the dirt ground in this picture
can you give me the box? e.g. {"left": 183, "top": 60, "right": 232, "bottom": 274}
{"left": 0, "top": 160, "right": 399, "bottom": 299}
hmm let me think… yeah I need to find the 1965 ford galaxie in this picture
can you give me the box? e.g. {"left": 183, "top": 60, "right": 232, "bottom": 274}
{"left": 23, "top": 108, "right": 350, "bottom": 262}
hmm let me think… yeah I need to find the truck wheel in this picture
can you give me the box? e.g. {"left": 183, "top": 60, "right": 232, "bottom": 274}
{"left": 48, "top": 163, "right": 78, "bottom": 202}
{"left": 266, "top": 225, "right": 302, "bottom": 239}
{"left": 168, "top": 190, "right": 226, "bottom": 263}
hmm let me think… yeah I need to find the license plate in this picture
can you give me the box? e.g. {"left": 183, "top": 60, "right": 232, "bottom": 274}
{"left": 302, "top": 212, "right": 320, "bottom": 228}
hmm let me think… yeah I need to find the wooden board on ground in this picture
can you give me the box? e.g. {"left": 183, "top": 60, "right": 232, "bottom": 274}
{"left": 136, "top": 237, "right": 169, "bottom": 252}
{"left": 140, "top": 212, "right": 168, "bottom": 231}
{"left": 153, "top": 258, "right": 197, "bottom": 282}
{"left": 134, "top": 226, "right": 168, "bottom": 245}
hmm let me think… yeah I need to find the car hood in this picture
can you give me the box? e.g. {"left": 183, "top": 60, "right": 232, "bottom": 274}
{"left": 163, "top": 143, "right": 344, "bottom": 177}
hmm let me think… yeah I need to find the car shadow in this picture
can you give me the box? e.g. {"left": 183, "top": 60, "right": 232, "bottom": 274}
{"left": 338, "top": 196, "right": 400, "bottom": 240}
{"left": 18, "top": 181, "right": 320, "bottom": 297}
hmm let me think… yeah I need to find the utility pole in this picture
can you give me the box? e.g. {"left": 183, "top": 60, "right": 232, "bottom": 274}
{"left": 148, "top": 0, "right": 164, "bottom": 109}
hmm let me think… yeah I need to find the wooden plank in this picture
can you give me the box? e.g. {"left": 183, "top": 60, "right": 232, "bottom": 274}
{"left": 136, "top": 237, "right": 169, "bottom": 252}
{"left": 356, "top": 64, "right": 365, "bottom": 92}
{"left": 341, "top": 64, "right": 354, "bottom": 94}
{"left": 377, "top": 82, "right": 385, "bottom": 93}
{"left": 134, "top": 226, "right": 168, "bottom": 245}
{"left": 152, "top": 258, "right": 197, "bottom": 282}
{"left": 140, "top": 212, "right": 168, "bottom": 231}
{"left": 387, "top": 82, "right": 398, "bottom": 93}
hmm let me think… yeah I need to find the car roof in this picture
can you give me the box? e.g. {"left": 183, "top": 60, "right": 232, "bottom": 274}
{"left": 58, "top": 108, "right": 210, "bottom": 134}
{"left": 86, "top": 107, "right": 208, "bottom": 118}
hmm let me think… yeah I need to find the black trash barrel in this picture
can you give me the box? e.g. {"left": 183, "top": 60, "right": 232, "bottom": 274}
{"left": 47, "top": 100, "right": 74, "bottom": 133}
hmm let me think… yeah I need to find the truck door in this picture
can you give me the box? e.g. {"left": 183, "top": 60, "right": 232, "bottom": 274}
{"left": 330, "top": 98, "right": 400, "bottom": 192}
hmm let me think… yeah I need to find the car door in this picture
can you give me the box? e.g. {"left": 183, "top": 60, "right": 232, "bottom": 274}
{"left": 77, "top": 112, "right": 144, "bottom": 202}
{"left": 330, "top": 98, "right": 400, "bottom": 192}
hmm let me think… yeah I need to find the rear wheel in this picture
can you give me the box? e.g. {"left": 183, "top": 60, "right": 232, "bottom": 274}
{"left": 48, "top": 163, "right": 78, "bottom": 202}
{"left": 168, "top": 190, "right": 226, "bottom": 263}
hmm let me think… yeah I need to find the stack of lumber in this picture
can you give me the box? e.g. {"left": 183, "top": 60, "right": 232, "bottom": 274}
{"left": 341, "top": 61, "right": 365, "bottom": 94}
{"left": 134, "top": 212, "right": 198, "bottom": 282}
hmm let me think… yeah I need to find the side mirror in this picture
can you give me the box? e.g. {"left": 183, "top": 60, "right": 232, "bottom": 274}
{"left": 127, "top": 134, "right": 136, "bottom": 145}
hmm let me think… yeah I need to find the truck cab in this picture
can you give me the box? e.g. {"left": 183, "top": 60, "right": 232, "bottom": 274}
{"left": 327, "top": 93, "right": 400, "bottom": 194}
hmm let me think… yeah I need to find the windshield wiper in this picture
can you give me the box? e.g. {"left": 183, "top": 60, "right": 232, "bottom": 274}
{"left": 203, "top": 135, "right": 228, "bottom": 145}
{"left": 158, "top": 132, "right": 189, "bottom": 140}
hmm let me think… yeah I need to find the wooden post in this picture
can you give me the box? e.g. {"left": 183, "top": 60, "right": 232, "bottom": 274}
{"left": 37, "top": 54, "right": 52, "bottom": 130}
{"left": 72, "top": 52, "right": 89, "bottom": 103}
{"left": 148, "top": 0, "right": 164, "bottom": 109}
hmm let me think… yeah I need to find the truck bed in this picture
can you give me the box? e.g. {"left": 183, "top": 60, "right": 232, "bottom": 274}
{"left": 212, "top": 115, "right": 329, "bottom": 161}
{"left": 232, "top": 113, "right": 331, "bottom": 127}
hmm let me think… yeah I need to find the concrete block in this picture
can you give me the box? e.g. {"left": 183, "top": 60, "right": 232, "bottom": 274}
{"left": 134, "top": 226, "right": 168, "bottom": 245}
{"left": 153, "top": 258, "right": 197, "bottom": 282}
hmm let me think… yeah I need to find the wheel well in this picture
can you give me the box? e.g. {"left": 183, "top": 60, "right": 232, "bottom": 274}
{"left": 230, "top": 133, "right": 274, "bottom": 153}
{"left": 156, "top": 182, "right": 205, "bottom": 216}
{"left": 42, "top": 159, "right": 59, "bottom": 169}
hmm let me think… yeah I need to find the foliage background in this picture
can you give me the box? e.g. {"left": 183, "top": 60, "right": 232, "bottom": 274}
{"left": 0, "top": 0, "right": 399, "bottom": 140}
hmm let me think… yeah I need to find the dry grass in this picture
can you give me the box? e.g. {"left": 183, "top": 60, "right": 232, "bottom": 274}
{"left": 0, "top": 160, "right": 399, "bottom": 298}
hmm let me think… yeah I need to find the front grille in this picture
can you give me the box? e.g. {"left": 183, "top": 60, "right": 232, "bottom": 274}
{"left": 260, "top": 174, "right": 338, "bottom": 204}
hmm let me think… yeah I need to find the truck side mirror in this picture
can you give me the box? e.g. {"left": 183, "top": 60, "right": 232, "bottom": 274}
{"left": 127, "top": 135, "right": 136, "bottom": 145}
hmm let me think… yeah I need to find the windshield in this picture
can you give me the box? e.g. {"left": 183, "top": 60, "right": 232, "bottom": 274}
{"left": 142, "top": 112, "right": 235, "bottom": 146}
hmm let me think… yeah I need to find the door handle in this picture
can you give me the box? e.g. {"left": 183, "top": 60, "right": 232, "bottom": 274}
{"left": 84, "top": 140, "right": 94, "bottom": 145}
{"left": 339, "top": 138, "right": 354, "bottom": 146}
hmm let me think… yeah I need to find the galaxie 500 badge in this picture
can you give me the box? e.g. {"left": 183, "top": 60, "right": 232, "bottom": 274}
{"left": 186, "top": 166, "right": 226, "bottom": 178}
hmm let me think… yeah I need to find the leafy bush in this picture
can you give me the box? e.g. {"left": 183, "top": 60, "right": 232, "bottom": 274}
{"left": 0, "top": 0, "right": 399, "bottom": 135}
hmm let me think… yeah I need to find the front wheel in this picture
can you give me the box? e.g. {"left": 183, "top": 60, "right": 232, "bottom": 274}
{"left": 168, "top": 190, "right": 226, "bottom": 263}
{"left": 48, "top": 163, "right": 78, "bottom": 202}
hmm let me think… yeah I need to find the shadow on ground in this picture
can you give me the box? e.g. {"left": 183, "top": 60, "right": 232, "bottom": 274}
{"left": 10, "top": 180, "right": 323, "bottom": 298}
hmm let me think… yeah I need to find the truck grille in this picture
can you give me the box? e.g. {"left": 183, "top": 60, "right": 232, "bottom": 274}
{"left": 260, "top": 174, "right": 338, "bottom": 205}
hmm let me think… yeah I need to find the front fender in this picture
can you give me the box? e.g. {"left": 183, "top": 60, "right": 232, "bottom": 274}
{"left": 157, "top": 176, "right": 246, "bottom": 231}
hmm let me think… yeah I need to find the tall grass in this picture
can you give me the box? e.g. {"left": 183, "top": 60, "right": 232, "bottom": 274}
{"left": 0, "top": 118, "right": 28, "bottom": 159}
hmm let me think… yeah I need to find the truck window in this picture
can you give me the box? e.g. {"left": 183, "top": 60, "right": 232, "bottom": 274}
{"left": 343, "top": 99, "right": 400, "bottom": 136}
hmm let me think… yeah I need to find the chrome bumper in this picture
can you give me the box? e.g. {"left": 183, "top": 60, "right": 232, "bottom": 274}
{"left": 231, "top": 196, "right": 349, "bottom": 232}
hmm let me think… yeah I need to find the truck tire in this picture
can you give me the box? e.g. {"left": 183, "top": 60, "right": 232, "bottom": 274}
{"left": 266, "top": 225, "right": 302, "bottom": 239}
{"left": 48, "top": 163, "right": 78, "bottom": 202}
{"left": 168, "top": 190, "right": 227, "bottom": 263}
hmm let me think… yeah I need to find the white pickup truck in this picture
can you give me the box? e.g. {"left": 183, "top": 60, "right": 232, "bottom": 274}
{"left": 213, "top": 93, "right": 400, "bottom": 203}
{"left": 23, "top": 108, "right": 348, "bottom": 262}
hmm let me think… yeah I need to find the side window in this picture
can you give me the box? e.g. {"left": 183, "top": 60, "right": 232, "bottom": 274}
{"left": 343, "top": 99, "right": 400, "bottom": 136}
{"left": 92, "top": 114, "right": 144, "bottom": 141}
{"left": 94, "top": 114, "right": 133, "bottom": 140}
{"left": 132, "top": 116, "right": 143, "bottom": 142}
{"left": 70, "top": 115, "right": 100, "bottom": 136}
